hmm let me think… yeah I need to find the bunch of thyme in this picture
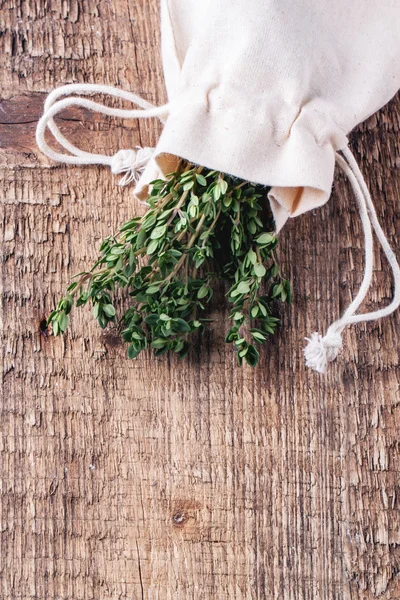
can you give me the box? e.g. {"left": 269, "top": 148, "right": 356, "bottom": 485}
{"left": 48, "top": 163, "right": 291, "bottom": 366}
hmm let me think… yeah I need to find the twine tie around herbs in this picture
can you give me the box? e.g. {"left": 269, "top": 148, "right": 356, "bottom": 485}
{"left": 36, "top": 83, "right": 400, "bottom": 374}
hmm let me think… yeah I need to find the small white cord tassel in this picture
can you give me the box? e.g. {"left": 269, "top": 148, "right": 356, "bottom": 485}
{"left": 304, "top": 328, "right": 343, "bottom": 375}
{"left": 110, "top": 147, "right": 155, "bottom": 186}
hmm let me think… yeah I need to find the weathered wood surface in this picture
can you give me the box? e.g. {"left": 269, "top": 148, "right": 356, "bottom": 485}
{"left": 1, "top": 1, "right": 400, "bottom": 599}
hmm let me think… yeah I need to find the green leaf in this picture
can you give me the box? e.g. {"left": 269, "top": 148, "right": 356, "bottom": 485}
{"left": 76, "top": 293, "right": 88, "bottom": 307}
{"left": 225, "top": 327, "right": 239, "bottom": 343}
{"left": 247, "top": 249, "right": 257, "bottom": 265}
{"left": 219, "top": 179, "right": 228, "bottom": 194}
{"left": 264, "top": 323, "right": 277, "bottom": 334}
{"left": 178, "top": 342, "right": 190, "bottom": 360}
{"left": 174, "top": 340, "right": 184, "bottom": 353}
{"left": 127, "top": 344, "right": 140, "bottom": 359}
{"left": 251, "top": 306, "right": 259, "bottom": 318}
{"left": 247, "top": 220, "right": 257, "bottom": 234}
{"left": 146, "top": 239, "right": 159, "bottom": 255}
{"left": 120, "top": 218, "right": 140, "bottom": 232}
{"left": 259, "top": 303, "right": 267, "bottom": 317}
{"left": 128, "top": 247, "right": 137, "bottom": 268}
{"left": 272, "top": 283, "right": 283, "bottom": 298}
{"left": 131, "top": 332, "right": 143, "bottom": 340}
{"left": 174, "top": 318, "right": 191, "bottom": 333}
{"left": 233, "top": 311, "right": 244, "bottom": 321}
{"left": 251, "top": 331, "right": 267, "bottom": 343}
{"left": 223, "top": 194, "right": 232, "bottom": 208}
{"left": 254, "top": 264, "right": 266, "bottom": 278}
{"left": 59, "top": 312, "right": 69, "bottom": 333}
{"left": 236, "top": 281, "right": 250, "bottom": 295}
{"left": 197, "top": 285, "right": 209, "bottom": 299}
{"left": 110, "top": 246, "right": 125, "bottom": 256}
{"left": 52, "top": 320, "right": 60, "bottom": 336}
{"left": 256, "top": 232, "right": 275, "bottom": 245}
{"left": 145, "top": 314, "right": 158, "bottom": 326}
{"left": 136, "top": 228, "right": 147, "bottom": 249}
{"left": 245, "top": 345, "right": 259, "bottom": 367}
{"left": 146, "top": 285, "right": 160, "bottom": 295}
{"left": 150, "top": 225, "right": 167, "bottom": 240}
{"left": 195, "top": 174, "right": 207, "bottom": 186}
{"left": 47, "top": 310, "right": 57, "bottom": 325}
{"left": 98, "top": 314, "right": 108, "bottom": 329}
{"left": 103, "top": 304, "right": 116, "bottom": 318}
{"left": 213, "top": 185, "right": 222, "bottom": 201}
{"left": 151, "top": 338, "right": 168, "bottom": 349}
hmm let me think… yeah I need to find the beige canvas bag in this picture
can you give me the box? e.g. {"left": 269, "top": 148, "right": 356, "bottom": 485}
{"left": 36, "top": 0, "right": 400, "bottom": 373}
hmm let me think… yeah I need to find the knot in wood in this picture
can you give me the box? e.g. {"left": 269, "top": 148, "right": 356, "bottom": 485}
{"left": 172, "top": 511, "right": 187, "bottom": 527}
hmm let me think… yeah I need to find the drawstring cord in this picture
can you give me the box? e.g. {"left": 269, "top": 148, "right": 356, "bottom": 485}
{"left": 35, "top": 85, "right": 400, "bottom": 373}
{"left": 35, "top": 83, "right": 170, "bottom": 184}
{"left": 304, "top": 146, "right": 400, "bottom": 374}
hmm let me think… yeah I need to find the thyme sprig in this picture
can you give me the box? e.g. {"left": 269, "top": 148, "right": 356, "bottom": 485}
{"left": 48, "top": 164, "right": 291, "bottom": 366}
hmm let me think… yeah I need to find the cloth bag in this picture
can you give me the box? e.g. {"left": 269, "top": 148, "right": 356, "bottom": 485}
{"left": 36, "top": 0, "right": 400, "bottom": 373}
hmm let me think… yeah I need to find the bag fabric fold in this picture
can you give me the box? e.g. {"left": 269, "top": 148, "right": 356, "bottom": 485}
{"left": 136, "top": 0, "right": 400, "bottom": 231}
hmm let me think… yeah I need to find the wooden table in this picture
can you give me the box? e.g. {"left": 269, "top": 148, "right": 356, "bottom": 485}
{"left": 1, "top": 1, "right": 400, "bottom": 598}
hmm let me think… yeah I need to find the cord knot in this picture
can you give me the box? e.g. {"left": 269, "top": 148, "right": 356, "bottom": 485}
{"left": 110, "top": 147, "right": 154, "bottom": 186}
{"left": 303, "top": 327, "right": 343, "bottom": 374}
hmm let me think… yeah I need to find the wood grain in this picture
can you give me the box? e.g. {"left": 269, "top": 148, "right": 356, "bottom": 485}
{"left": 1, "top": 1, "right": 400, "bottom": 598}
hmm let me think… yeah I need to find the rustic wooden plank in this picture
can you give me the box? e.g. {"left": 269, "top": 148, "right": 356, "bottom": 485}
{"left": 1, "top": 1, "right": 400, "bottom": 599}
